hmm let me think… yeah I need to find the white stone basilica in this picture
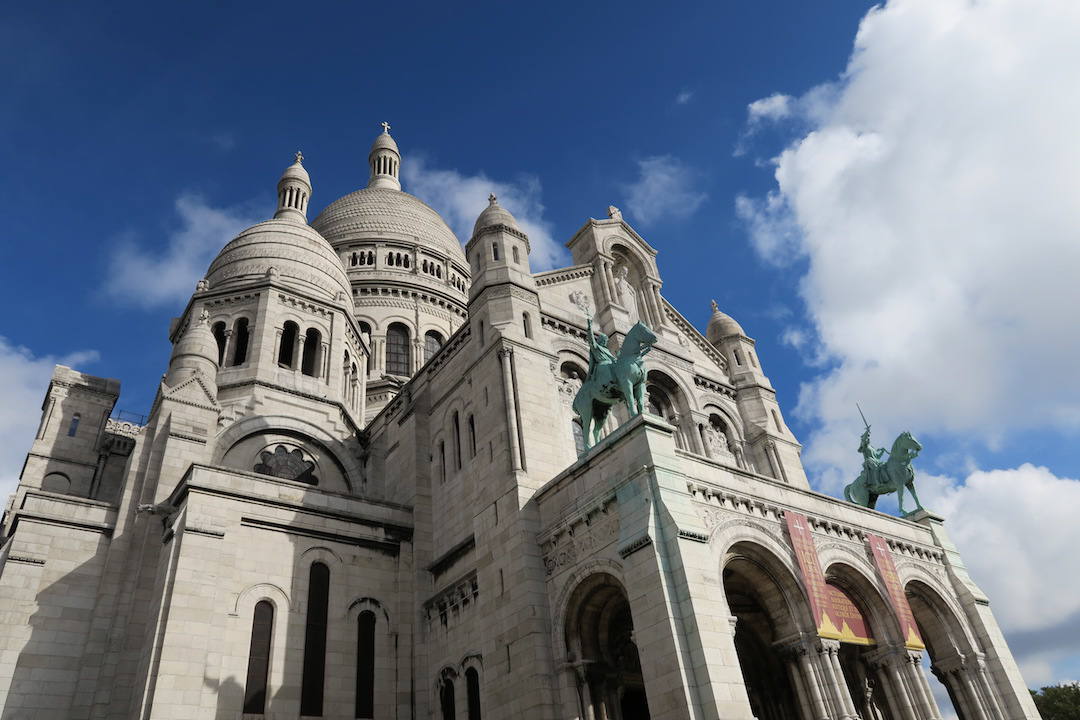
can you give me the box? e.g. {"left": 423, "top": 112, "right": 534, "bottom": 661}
{"left": 0, "top": 127, "right": 1040, "bottom": 720}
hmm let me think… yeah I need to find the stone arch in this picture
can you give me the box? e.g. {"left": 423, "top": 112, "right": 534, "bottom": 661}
{"left": 228, "top": 581, "right": 292, "bottom": 716}
{"left": 551, "top": 557, "right": 627, "bottom": 662}
{"left": 345, "top": 597, "right": 393, "bottom": 720}
{"left": 215, "top": 416, "right": 358, "bottom": 493}
{"left": 823, "top": 559, "right": 904, "bottom": 645}
{"left": 644, "top": 368, "right": 695, "bottom": 450}
{"left": 721, "top": 538, "right": 816, "bottom": 639}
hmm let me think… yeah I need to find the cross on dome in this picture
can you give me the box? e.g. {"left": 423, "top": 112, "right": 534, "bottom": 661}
{"left": 295, "top": 150, "right": 304, "bottom": 165}
{"left": 488, "top": 193, "right": 498, "bottom": 204}
{"left": 381, "top": 121, "right": 392, "bottom": 134}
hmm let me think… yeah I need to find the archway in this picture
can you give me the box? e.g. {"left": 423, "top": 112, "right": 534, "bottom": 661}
{"left": 564, "top": 574, "right": 650, "bottom": 720}
{"left": 645, "top": 370, "right": 691, "bottom": 451}
{"left": 722, "top": 546, "right": 805, "bottom": 720}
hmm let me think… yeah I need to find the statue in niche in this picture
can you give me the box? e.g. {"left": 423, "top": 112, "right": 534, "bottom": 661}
{"left": 613, "top": 264, "right": 640, "bottom": 323}
{"left": 706, "top": 425, "right": 733, "bottom": 458}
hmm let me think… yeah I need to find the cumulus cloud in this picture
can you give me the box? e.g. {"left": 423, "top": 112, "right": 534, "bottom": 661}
{"left": 0, "top": 337, "right": 99, "bottom": 502}
{"left": 748, "top": 92, "right": 793, "bottom": 123}
{"left": 919, "top": 465, "right": 1080, "bottom": 683}
{"left": 104, "top": 195, "right": 260, "bottom": 308}
{"left": 734, "top": 0, "right": 1080, "bottom": 483}
{"left": 622, "top": 155, "right": 707, "bottom": 226}
{"left": 403, "top": 157, "right": 567, "bottom": 271}
{"left": 675, "top": 89, "right": 694, "bottom": 105}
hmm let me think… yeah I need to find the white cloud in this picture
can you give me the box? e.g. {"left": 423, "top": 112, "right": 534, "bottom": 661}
{"left": 919, "top": 465, "right": 1080, "bottom": 684}
{"left": 734, "top": 0, "right": 1080, "bottom": 478}
{"left": 104, "top": 195, "right": 260, "bottom": 308}
{"left": 402, "top": 157, "right": 567, "bottom": 271}
{"left": 676, "top": 89, "right": 694, "bottom": 105}
{"left": 747, "top": 92, "right": 792, "bottom": 123}
{"left": 0, "top": 338, "right": 98, "bottom": 502}
{"left": 622, "top": 155, "right": 707, "bottom": 226}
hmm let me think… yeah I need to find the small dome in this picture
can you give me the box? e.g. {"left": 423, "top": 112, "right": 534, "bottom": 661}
{"left": 370, "top": 130, "right": 399, "bottom": 156}
{"left": 280, "top": 152, "right": 310, "bottom": 186}
{"left": 206, "top": 220, "right": 351, "bottom": 303}
{"left": 472, "top": 194, "right": 520, "bottom": 238}
{"left": 166, "top": 310, "right": 218, "bottom": 385}
{"left": 706, "top": 300, "right": 745, "bottom": 343}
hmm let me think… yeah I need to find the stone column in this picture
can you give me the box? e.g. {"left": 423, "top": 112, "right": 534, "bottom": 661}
{"left": 816, "top": 639, "right": 859, "bottom": 720}
{"left": 650, "top": 283, "right": 667, "bottom": 327}
{"left": 603, "top": 261, "right": 618, "bottom": 306}
{"left": 868, "top": 648, "right": 918, "bottom": 720}
{"left": 293, "top": 333, "right": 304, "bottom": 370}
{"left": 221, "top": 328, "right": 234, "bottom": 367}
{"left": 902, "top": 650, "right": 943, "bottom": 719}
{"left": 498, "top": 348, "right": 522, "bottom": 471}
{"left": 273, "top": 326, "right": 283, "bottom": 367}
{"left": 779, "top": 641, "right": 829, "bottom": 720}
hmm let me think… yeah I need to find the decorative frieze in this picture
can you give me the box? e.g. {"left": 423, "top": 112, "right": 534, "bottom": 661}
{"left": 540, "top": 498, "right": 620, "bottom": 576}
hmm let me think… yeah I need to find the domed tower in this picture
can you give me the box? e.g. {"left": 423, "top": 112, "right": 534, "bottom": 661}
{"left": 194, "top": 155, "right": 369, "bottom": 425}
{"left": 312, "top": 124, "right": 471, "bottom": 418}
{"left": 706, "top": 300, "right": 808, "bottom": 487}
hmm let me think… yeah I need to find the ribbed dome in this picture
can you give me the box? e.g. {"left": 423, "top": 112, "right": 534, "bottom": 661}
{"left": 370, "top": 132, "right": 399, "bottom": 155}
{"left": 312, "top": 187, "right": 467, "bottom": 263}
{"left": 166, "top": 310, "right": 218, "bottom": 385}
{"left": 706, "top": 300, "right": 745, "bottom": 343}
{"left": 280, "top": 157, "right": 310, "bottom": 185}
{"left": 472, "top": 194, "right": 520, "bottom": 238}
{"left": 206, "top": 220, "right": 351, "bottom": 303}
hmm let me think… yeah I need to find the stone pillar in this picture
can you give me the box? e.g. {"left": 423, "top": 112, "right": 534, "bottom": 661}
{"left": 902, "top": 650, "right": 943, "bottom": 719}
{"left": 868, "top": 648, "right": 919, "bottom": 720}
{"left": 293, "top": 333, "right": 304, "bottom": 370}
{"left": 816, "top": 639, "right": 859, "bottom": 720}
{"left": 221, "top": 328, "right": 234, "bottom": 367}
{"left": 779, "top": 640, "right": 829, "bottom": 720}
{"left": 498, "top": 347, "right": 522, "bottom": 471}
{"left": 603, "top": 261, "right": 618, "bottom": 306}
{"left": 651, "top": 282, "right": 667, "bottom": 327}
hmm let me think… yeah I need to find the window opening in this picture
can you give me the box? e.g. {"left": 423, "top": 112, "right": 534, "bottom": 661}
{"left": 386, "top": 323, "right": 411, "bottom": 376}
{"left": 355, "top": 611, "right": 375, "bottom": 718}
{"left": 243, "top": 600, "right": 273, "bottom": 714}
{"left": 278, "top": 322, "right": 299, "bottom": 367}
{"left": 301, "top": 328, "right": 321, "bottom": 377}
{"left": 67, "top": 413, "right": 80, "bottom": 437}
{"left": 300, "top": 562, "right": 330, "bottom": 716}
{"left": 231, "top": 318, "right": 250, "bottom": 365}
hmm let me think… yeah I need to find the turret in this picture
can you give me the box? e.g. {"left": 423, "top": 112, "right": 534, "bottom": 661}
{"left": 165, "top": 308, "right": 219, "bottom": 387}
{"left": 367, "top": 122, "right": 401, "bottom": 190}
{"left": 466, "top": 195, "right": 539, "bottom": 342}
{"left": 274, "top": 152, "right": 312, "bottom": 222}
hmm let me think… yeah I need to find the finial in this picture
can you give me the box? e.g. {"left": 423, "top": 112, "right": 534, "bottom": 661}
{"left": 488, "top": 193, "right": 498, "bottom": 205}
{"left": 380, "top": 121, "right": 392, "bottom": 135}
{"left": 295, "top": 150, "right": 304, "bottom": 165}
{"left": 711, "top": 299, "right": 719, "bottom": 312}
{"left": 607, "top": 205, "right": 623, "bottom": 220}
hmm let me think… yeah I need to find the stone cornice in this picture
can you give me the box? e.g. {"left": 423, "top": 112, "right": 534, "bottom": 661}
{"left": 534, "top": 264, "right": 594, "bottom": 288}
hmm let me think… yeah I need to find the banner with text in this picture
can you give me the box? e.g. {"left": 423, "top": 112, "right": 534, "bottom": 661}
{"left": 867, "top": 533, "right": 925, "bottom": 650}
{"left": 785, "top": 511, "right": 874, "bottom": 645}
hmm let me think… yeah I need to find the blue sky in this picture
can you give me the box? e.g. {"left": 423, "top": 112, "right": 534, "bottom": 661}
{"left": 3, "top": 0, "right": 1078, "bottom": 698}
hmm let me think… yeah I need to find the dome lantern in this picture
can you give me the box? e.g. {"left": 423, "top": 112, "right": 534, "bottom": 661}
{"left": 368, "top": 122, "right": 401, "bottom": 191}
{"left": 274, "top": 151, "right": 312, "bottom": 222}
{"left": 706, "top": 299, "right": 745, "bottom": 344}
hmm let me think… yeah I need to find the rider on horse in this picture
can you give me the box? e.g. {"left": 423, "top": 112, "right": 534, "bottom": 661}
{"left": 858, "top": 426, "right": 889, "bottom": 493}
{"left": 586, "top": 318, "right": 616, "bottom": 380}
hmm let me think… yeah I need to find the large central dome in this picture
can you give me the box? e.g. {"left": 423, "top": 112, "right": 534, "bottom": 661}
{"left": 312, "top": 186, "right": 465, "bottom": 263}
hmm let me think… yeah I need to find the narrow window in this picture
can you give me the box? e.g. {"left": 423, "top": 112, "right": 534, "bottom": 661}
{"left": 466, "top": 667, "right": 482, "bottom": 720}
{"left": 512, "top": 245, "right": 520, "bottom": 264}
{"left": 386, "top": 323, "right": 411, "bottom": 376}
{"left": 67, "top": 413, "right": 80, "bottom": 437}
{"left": 491, "top": 241, "right": 500, "bottom": 261}
{"left": 468, "top": 415, "right": 476, "bottom": 458}
{"left": 436, "top": 266, "right": 442, "bottom": 278}
{"left": 367, "top": 251, "right": 374, "bottom": 265}
{"left": 355, "top": 611, "right": 375, "bottom": 719}
{"left": 387, "top": 252, "right": 394, "bottom": 265}
{"left": 302, "top": 328, "right": 322, "bottom": 377}
{"left": 404, "top": 254, "right": 410, "bottom": 268}
{"left": 440, "top": 680, "right": 456, "bottom": 720}
{"left": 352, "top": 252, "right": 358, "bottom": 266}
{"left": 300, "top": 562, "right": 330, "bottom": 716}
{"left": 522, "top": 312, "right": 532, "bottom": 339}
{"left": 212, "top": 321, "right": 227, "bottom": 365}
{"left": 231, "top": 318, "right": 250, "bottom": 365}
{"left": 733, "top": 348, "right": 744, "bottom": 366}
{"left": 452, "top": 412, "right": 462, "bottom": 471}
{"left": 439, "top": 441, "right": 446, "bottom": 484}
{"left": 278, "top": 321, "right": 299, "bottom": 367}
{"left": 424, "top": 330, "right": 444, "bottom": 363}
{"left": 358, "top": 322, "right": 373, "bottom": 374}
{"left": 243, "top": 600, "right": 274, "bottom": 714}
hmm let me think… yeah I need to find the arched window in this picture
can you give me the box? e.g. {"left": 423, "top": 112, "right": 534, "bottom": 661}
{"left": 67, "top": 413, "right": 81, "bottom": 437}
{"left": 512, "top": 245, "right": 520, "bottom": 264}
{"left": 387, "top": 252, "right": 394, "bottom": 265}
{"left": 278, "top": 321, "right": 299, "bottom": 368}
{"left": 572, "top": 419, "right": 585, "bottom": 457}
{"left": 355, "top": 611, "right": 375, "bottom": 719}
{"left": 212, "top": 321, "right": 227, "bottom": 365}
{"left": 440, "top": 679, "right": 456, "bottom": 720}
{"left": 351, "top": 252, "right": 358, "bottom": 266}
{"left": 301, "top": 328, "right": 322, "bottom": 377}
{"left": 491, "top": 241, "right": 500, "bottom": 261}
{"left": 452, "top": 412, "right": 462, "bottom": 471}
{"left": 466, "top": 667, "right": 482, "bottom": 720}
{"left": 468, "top": 415, "right": 476, "bottom": 458}
{"left": 231, "top": 318, "right": 250, "bottom": 366}
{"left": 439, "top": 441, "right": 446, "bottom": 484}
{"left": 436, "top": 266, "right": 442, "bottom": 278}
{"left": 403, "top": 254, "right": 410, "bottom": 269}
{"left": 386, "top": 323, "right": 410, "bottom": 376}
{"left": 358, "top": 322, "right": 373, "bottom": 374}
{"left": 243, "top": 600, "right": 273, "bottom": 714}
{"left": 522, "top": 312, "right": 532, "bottom": 339}
{"left": 424, "top": 330, "right": 444, "bottom": 363}
{"left": 367, "top": 251, "right": 374, "bottom": 265}
{"left": 647, "top": 372, "right": 687, "bottom": 450}
{"left": 301, "top": 562, "right": 330, "bottom": 716}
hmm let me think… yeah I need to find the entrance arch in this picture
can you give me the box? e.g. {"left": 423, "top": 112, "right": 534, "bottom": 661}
{"left": 722, "top": 541, "right": 811, "bottom": 720}
{"left": 563, "top": 573, "right": 650, "bottom": 720}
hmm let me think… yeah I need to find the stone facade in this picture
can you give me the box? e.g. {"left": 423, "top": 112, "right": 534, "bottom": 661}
{"left": 0, "top": 130, "right": 1040, "bottom": 719}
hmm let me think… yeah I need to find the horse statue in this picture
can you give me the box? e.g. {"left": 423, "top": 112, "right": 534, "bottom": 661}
{"left": 843, "top": 427, "right": 925, "bottom": 515}
{"left": 572, "top": 320, "right": 657, "bottom": 451}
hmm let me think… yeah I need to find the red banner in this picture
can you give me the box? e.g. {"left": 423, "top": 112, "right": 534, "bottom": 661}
{"left": 785, "top": 512, "right": 875, "bottom": 645}
{"left": 868, "top": 533, "right": 925, "bottom": 650}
